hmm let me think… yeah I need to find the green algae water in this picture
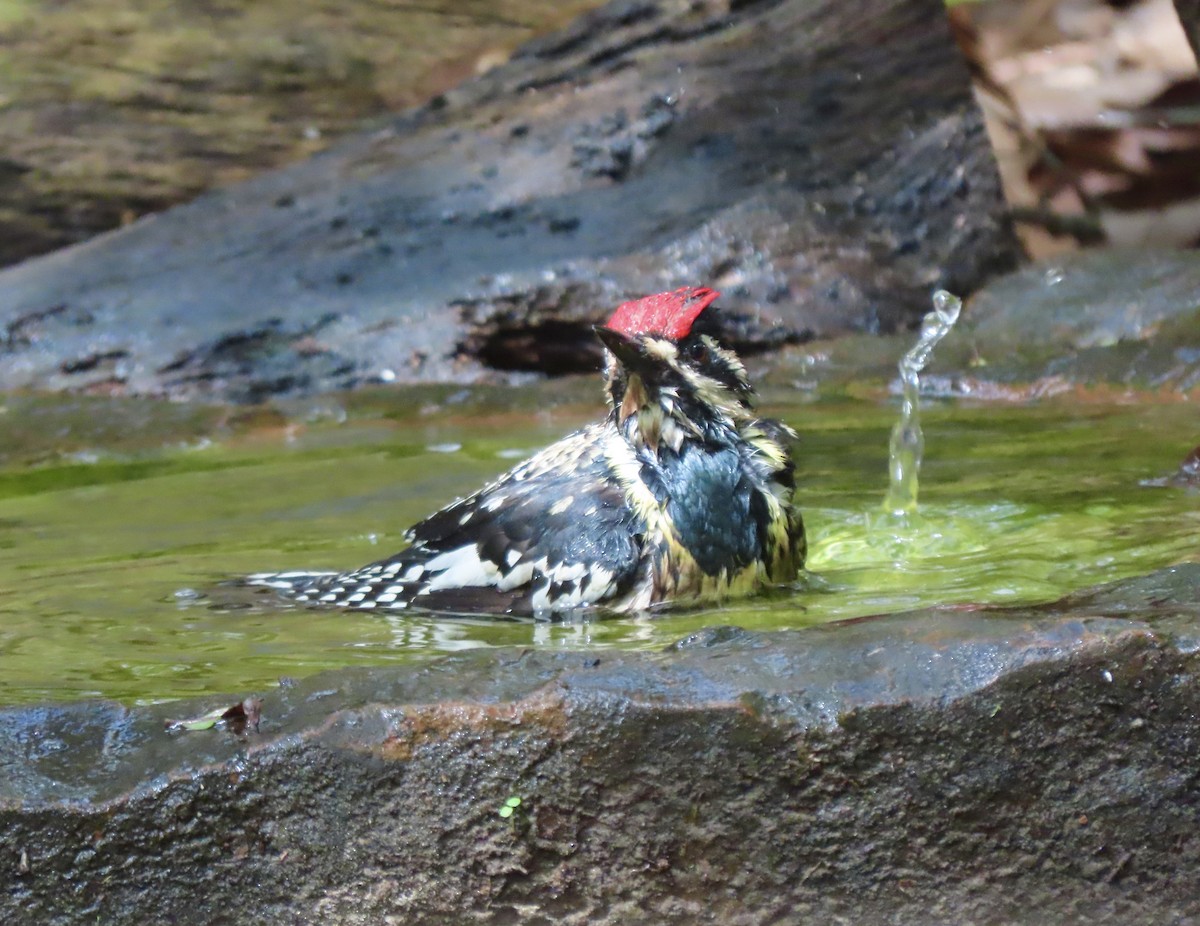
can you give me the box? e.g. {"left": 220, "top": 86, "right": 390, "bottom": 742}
{"left": 0, "top": 388, "right": 1196, "bottom": 705}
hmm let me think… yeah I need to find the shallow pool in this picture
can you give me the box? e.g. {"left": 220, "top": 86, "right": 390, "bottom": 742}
{"left": 0, "top": 385, "right": 1195, "bottom": 704}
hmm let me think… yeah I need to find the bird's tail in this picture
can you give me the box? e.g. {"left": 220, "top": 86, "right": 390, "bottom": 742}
{"left": 242, "top": 570, "right": 340, "bottom": 594}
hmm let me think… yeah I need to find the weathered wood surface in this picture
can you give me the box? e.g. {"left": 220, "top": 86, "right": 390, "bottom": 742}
{"left": 0, "top": 0, "right": 1019, "bottom": 401}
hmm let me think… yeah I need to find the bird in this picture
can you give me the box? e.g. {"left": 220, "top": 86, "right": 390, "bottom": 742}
{"left": 247, "top": 286, "right": 805, "bottom": 617}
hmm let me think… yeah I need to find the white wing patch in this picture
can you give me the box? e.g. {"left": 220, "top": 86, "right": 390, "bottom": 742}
{"left": 422, "top": 545, "right": 501, "bottom": 591}
{"left": 527, "top": 559, "right": 614, "bottom": 614}
{"left": 498, "top": 561, "right": 535, "bottom": 591}
{"left": 548, "top": 495, "right": 574, "bottom": 516}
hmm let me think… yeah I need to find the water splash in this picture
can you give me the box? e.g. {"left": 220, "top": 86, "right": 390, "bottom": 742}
{"left": 882, "top": 290, "right": 962, "bottom": 516}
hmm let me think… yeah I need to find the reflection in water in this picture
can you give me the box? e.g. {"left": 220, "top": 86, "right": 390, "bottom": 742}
{"left": 533, "top": 618, "right": 591, "bottom": 649}
{"left": 372, "top": 610, "right": 659, "bottom": 652}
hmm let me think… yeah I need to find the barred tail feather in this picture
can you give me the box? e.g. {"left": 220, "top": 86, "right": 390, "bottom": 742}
{"left": 243, "top": 570, "right": 339, "bottom": 593}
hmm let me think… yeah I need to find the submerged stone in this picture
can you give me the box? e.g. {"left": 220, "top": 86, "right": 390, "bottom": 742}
{"left": 4, "top": 564, "right": 1200, "bottom": 924}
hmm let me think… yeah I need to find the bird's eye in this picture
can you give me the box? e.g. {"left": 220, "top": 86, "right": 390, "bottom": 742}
{"left": 687, "top": 340, "right": 710, "bottom": 364}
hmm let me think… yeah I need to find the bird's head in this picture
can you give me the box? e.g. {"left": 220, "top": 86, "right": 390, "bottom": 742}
{"left": 596, "top": 287, "right": 753, "bottom": 450}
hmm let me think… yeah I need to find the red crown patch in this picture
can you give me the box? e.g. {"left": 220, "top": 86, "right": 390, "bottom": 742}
{"left": 605, "top": 287, "right": 720, "bottom": 339}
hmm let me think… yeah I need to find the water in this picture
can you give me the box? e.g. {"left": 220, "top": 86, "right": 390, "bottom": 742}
{"left": 883, "top": 290, "right": 961, "bottom": 515}
{"left": 0, "top": 389, "right": 1196, "bottom": 705}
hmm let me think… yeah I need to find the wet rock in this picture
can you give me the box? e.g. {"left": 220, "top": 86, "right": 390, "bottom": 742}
{"left": 952, "top": 248, "right": 1200, "bottom": 395}
{"left": 763, "top": 247, "right": 1200, "bottom": 398}
{"left": 0, "top": 0, "right": 1018, "bottom": 402}
{"left": 570, "top": 95, "right": 679, "bottom": 180}
{"left": 154, "top": 313, "right": 358, "bottom": 404}
{"left": 4, "top": 564, "right": 1200, "bottom": 924}
{"left": 966, "top": 249, "right": 1200, "bottom": 355}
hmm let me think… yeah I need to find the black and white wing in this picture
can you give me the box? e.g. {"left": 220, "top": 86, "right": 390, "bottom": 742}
{"left": 252, "top": 423, "right": 645, "bottom": 616}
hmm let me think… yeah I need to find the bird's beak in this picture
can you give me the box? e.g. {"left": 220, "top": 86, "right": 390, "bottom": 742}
{"left": 595, "top": 326, "right": 645, "bottom": 370}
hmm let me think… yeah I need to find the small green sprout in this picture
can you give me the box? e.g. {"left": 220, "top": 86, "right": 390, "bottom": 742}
{"left": 498, "top": 796, "right": 522, "bottom": 819}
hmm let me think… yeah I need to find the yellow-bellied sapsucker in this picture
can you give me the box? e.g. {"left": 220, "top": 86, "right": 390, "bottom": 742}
{"left": 248, "top": 287, "right": 805, "bottom": 616}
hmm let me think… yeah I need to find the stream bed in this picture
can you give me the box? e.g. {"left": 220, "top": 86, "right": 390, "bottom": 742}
{"left": 1, "top": 383, "right": 1195, "bottom": 706}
